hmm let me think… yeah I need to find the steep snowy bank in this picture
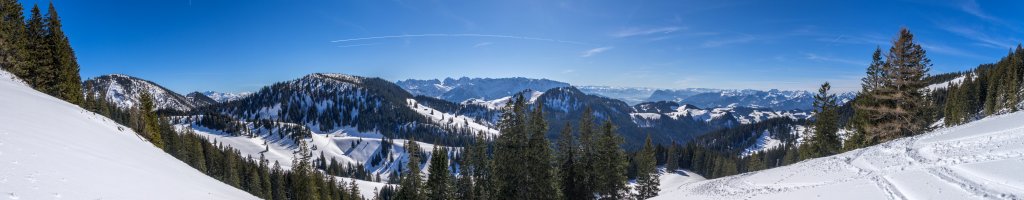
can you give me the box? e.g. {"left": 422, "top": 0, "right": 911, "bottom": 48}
{"left": 655, "top": 111, "right": 1024, "bottom": 199}
{"left": 0, "top": 70, "right": 256, "bottom": 200}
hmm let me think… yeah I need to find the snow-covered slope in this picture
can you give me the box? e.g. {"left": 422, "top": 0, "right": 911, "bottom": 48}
{"left": 654, "top": 111, "right": 1024, "bottom": 200}
{"left": 0, "top": 70, "right": 256, "bottom": 200}
{"left": 82, "top": 74, "right": 208, "bottom": 111}
{"left": 200, "top": 91, "right": 252, "bottom": 103}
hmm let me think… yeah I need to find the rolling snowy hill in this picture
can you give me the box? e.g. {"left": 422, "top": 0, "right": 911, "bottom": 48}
{"left": 653, "top": 111, "right": 1024, "bottom": 199}
{"left": 0, "top": 70, "right": 256, "bottom": 200}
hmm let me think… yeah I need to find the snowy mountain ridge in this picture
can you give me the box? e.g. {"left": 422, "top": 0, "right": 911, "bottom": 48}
{"left": 82, "top": 74, "right": 211, "bottom": 111}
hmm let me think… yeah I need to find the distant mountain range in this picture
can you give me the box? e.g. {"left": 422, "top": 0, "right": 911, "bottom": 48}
{"left": 399, "top": 77, "right": 855, "bottom": 111}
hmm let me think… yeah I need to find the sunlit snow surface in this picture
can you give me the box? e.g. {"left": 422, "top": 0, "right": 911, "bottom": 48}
{"left": 654, "top": 111, "right": 1024, "bottom": 200}
{"left": 0, "top": 70, "right": 257, "bottom": 200}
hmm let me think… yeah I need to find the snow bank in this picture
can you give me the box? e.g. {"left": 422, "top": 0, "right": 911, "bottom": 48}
{"left": 654, "top": 111, "right": 1024, "bottom": 200}
{"left": 0, "top": 70, "right": 256, "bottom": 199}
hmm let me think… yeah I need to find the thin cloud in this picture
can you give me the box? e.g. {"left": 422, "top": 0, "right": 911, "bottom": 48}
{"left": 331, "top": 34, "right": 592, "bottom": 46}
{"left": 611, "top": 26, "right": 685, "bottom": 38}
{"left": 473, "top": 42, "right": 492, "bottom": 48}
{"left": 702, "top": 34, "right": 755, "bottom": 47}
{"left": 581, "top": 47, "right": 613, "bottom": 57}
{"left": 336, "top": 43, "right": 379, "bottom": 48}
{"left": 804, "top": 53, "right": 865, "bottom": 66}
{"left": 939, "top": 25, "right": 1016, "bottom": 49}
{"left": 920, "top": 43, "right": 991, "bottom": 60}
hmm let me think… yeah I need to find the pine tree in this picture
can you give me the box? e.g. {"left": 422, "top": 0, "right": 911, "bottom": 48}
{"left": 492, "top": 95, "right": 529, "bottom": 199}
{"left": 557, "top": 122, "right": 582, "bottom": 199}
{"left": 634, "top": 135, "right": 659, "bottom": 199}
{"left": 573, "top": 107, "right": 598, "bottom": 199}
{"left": 396, "top": 138, "right": 425, "bottom": 200}
{"left": 802, "top": 82, "right": 841, "bottom": 160}
{"left": 291, "top": 140, "right": 320, "bottom": 200}
{"left": 849, "top": 47, "right": 885, "bottom": 150}
{"left": 525, "top": 102, "right": 560, "bottom": 200}
{"left": 139, "top": 92, "right": 164, "bottom": 148}
{"left": 594, "top": 121, "right": 628, "bottom": 199}
{"left": 857, "top": 28, "right": 931, "bottom": 143}
{"left": 424, "top": 146, "right": 453, "bottom": 200}
{"left": 665, "top": 141, "right": 679, "bottom": 173}
{"left": 45, "top": 3, "right": 81, "bottom": 105}
{"left": 0, "top": 0, "right": 29, "bottom": 78}
{"left": 24, "top": 4, "right": 55, "bottom": 94}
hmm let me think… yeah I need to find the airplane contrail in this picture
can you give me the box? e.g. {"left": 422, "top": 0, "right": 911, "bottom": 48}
{"left": 330, "top": 34, "right": 593, "bottom": 46}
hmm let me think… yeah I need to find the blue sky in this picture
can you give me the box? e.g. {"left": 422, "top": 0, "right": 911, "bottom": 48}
{"left": 32, "top": 0, "right": 1024, "bottom": 93}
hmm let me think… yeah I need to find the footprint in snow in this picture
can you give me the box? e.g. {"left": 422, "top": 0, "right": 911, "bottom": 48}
{"left": 7, "top": 193, "right": 17, "bottom": 200}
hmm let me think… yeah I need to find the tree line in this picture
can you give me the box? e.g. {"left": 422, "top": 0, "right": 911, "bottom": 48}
{"left": 0, "top": 1, "right": 81, "bottom": 105}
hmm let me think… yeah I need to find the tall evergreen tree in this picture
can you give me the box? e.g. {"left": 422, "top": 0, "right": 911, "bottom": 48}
{"left": 634, "top": 135, "right": 659, "bottom": 199}
{"left": 45, "top": 3, "right": 81, "bottom": 105}
{"left": 525, "top": 102, "right": 560, "bottom": 200}
{"left": 139, "top": 92, "right": 164, "bottom": 148}
{"left": 856, "top": 28, "right": 931, "bottom": 143}
{"left": 492, "top": 95, "right": 529, "bottom": 199}
{"left": 557, "top": 122, "right": 582, "bottom": 199}
{"left": 594, "top": 121, "right": 628, "bottom": 199}
{"left": 665, "top": 141, "right": 678, "bottom": 173}
{"left": 801, "top": 82, "right": 841, "bottom": 160}
{"left": 424, "top": 146, "right": 453, "bottom": 200}
{"left": 0, "top": 0, "right": 28, "bottom": 78}
{"left": 291, "top": 140, "right": 320, "bottom": 200}
{"left": 573, "top": 107, "right": 598, "bottom": 199}
{"left": 23, "top": 4, "right": 54, "bottom": 94}
{"left": 396, "top": 138, "right": 425, "bottom": 200}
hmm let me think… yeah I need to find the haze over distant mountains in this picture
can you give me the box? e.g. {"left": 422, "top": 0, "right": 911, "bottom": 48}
{"left": 397, "top": 77, "right": 854, "bottom": 110}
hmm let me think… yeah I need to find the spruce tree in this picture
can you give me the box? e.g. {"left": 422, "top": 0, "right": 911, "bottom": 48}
{"left": 0, "top": 0, "right": 28, "bottom": 78}
{"left": 492, "top": 95, "right": 529, "bottom": 199}
{"left": 665, "top": 141, "right": 679, "bottom": 173}
{"left": 634, "top": 135, "right": 659, "bottom": 199}
{"left": 396, "top": 138, "right": 425, "bottom": 200}
{"left": 802, "top": 82, "right": 840, "bottom": 160}
{"left": 857, "top": 28, "right": 931, "bottom": 143}
{"left": 573, "top": 107, "right": 598, "bottom": 199}
{"left": 139, "top": 92, "right": 164, "bottom": 148}
{"left": 556, "top": 122, "right": 582, "bottom": 199}
{"left": 291, "top": 140, "right": 320, "bottom": 200}
{"left": 594, "top": 121, "right": 628, "bottom": 199}
{"left": 525, "top": 102, "right": 560, "bottom": 200}
{"left": 45, "top": 3, "right": 82, "bottom": 105}
{"left": 424, "top": 146, "right": 453, "bottom": 200}
{"left": 24, "top": 4, "right": 55, "bottom": 94}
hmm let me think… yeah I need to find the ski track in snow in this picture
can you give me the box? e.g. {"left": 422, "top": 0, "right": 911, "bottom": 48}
{"left": 654, "top": 111, "right": 1024, "bottom": 200}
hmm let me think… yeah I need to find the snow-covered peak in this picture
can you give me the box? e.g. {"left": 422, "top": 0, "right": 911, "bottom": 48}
{"left": 200, "top": 91, "right": 252, "bottom": 103}
{"left": 82, "top": 74, "right": 203, "bottom": 111}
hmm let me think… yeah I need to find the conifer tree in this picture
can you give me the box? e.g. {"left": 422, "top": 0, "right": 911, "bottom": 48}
{"left": 139, "top": 92, "right": 164, "bottom": 148}
{"left": 594, "top": 121, "right": 628, "bottom": 199}
{"left": 396, "top": 138, "right": 425, "bottom": 200}
{"left": 557, "top": 122, "right": 582, "bottom": 199}
{"left": 424, "top": 146, "right": 453, "bottom": 200}
{"left": 802, "top": 82, "right": 840, "bottom": 160}
{"left": 665, "top": 141, "right": 679, "bottom": 173}
{"left": 45, "top": 3, "right": 82, "bottom": 105}
{"left": 573, "top": 107, "right": 598, "bottom": 199}
{"left": 493, "top": 95, "right": 529, "bottom": 199}
{"left": 0, "top": 0, "right": 28, "bottom": 77}
{"left": 634, "top": 135, "right": 659, "bottom": 199}
{"left": 24, "top": 4, "right": 54, "bottom": 94}
{"left": 525, "top": 102, "right": 560, "bottom": 200}
{"left": 856, "top": 28, "right": 931, "bottom": 143}
{"left": 291, "top": 140, "right": 320, "bottom": 200}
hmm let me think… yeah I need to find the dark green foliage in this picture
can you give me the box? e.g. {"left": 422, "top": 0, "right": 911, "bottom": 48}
{"left": 0, "top": 2, "right": 82, "bottom": 105}
{"left": 45, "top": 3, "right": 81, "bottom": 105}
{"left": 855, "top": 28, "right": 932, "bottom": 144}
{"left": 140, "top": 92, "right": 164, "bottom": 148}
{"left": 634, "top": 135, "right": 659, "bottom": 199}
{"left": 593, "top": 121, "right": 629, "bottom": 199}
{"left": 397, "top": 138, "right": 425, "bottom": 200}
{"left": 424, "top": 146, "right": 453, "bottom": 200}
{"left": 800, "top": 82, "right": 841, "bottom": 160}
{"left": 665, "top": 142, "right": 679, "bottom": 173}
